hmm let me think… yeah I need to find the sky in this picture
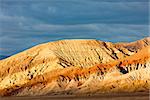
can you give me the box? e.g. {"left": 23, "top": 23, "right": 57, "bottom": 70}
{"left": 0, "top": 0, "right": 149, "bottom": 56}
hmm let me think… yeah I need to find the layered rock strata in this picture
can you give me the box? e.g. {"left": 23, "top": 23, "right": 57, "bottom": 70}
{"left": 0, "top": 37, "right": 149, "bottom": 96}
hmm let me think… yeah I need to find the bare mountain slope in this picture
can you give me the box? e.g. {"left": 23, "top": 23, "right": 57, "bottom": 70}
{"left": 0, "top": 37, "right": 149, "bottom": 96}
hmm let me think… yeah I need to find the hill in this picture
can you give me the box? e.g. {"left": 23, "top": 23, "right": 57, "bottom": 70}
{"left": 0, "top": 37, "right": 149, "bottom": 96}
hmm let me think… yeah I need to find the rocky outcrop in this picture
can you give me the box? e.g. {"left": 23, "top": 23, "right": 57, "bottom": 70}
{"left": 0, "top": 37, "right": 149, "bottom": 96}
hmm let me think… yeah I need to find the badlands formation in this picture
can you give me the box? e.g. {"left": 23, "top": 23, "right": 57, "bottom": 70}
{"left": 0, "top": 37, "right": 149, "bottom": 96}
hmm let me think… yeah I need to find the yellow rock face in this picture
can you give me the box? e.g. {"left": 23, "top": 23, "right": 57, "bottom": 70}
{"left": 0, "top": 37, "right": 149, "bottom": 96}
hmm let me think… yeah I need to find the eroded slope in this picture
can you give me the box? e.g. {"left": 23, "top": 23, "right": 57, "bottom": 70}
{"left": 0, "top": 38, "right": 149, "bottom": 96}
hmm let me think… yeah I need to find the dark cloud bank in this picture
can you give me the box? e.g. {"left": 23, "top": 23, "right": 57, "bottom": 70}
{"left": 0, "top": 0, "right": 149, "bottom": 56}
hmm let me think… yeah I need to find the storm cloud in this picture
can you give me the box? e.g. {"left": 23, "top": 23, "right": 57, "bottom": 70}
{"left": 0, "top": 0, "right": 149, "bottom": 55}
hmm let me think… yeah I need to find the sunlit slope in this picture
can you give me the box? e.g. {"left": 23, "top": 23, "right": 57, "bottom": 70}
{"left": 0, "top": 37, "right": 149, "bottom": 96}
